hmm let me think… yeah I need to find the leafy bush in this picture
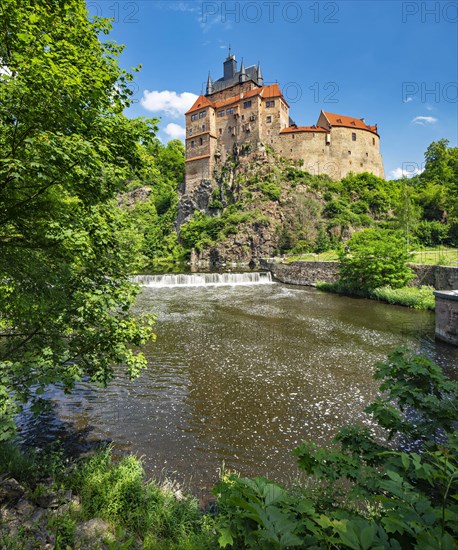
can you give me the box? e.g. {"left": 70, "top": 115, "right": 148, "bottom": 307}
{"left": 339, "top": 228, "right": 414, "bottom": 291}
{"left": 258, "top": 180, "right": 282, "bottom": 201}
{"left": 415, "top": 220, "right": 449, "bottom": 247}
{"left": 214, "top": 349, "right": 458, "bottom": 549}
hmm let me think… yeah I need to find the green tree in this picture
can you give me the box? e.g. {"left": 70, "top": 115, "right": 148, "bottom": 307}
{"left": 0, "top": 0, "right": 156, "bottom": 439}
{"left": 339, "top": 228, "right": 414, "bottom": 291}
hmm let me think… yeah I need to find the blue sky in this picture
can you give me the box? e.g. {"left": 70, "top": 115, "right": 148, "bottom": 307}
{"left": 89, "top": 0, "right": 458, "bottom": 179}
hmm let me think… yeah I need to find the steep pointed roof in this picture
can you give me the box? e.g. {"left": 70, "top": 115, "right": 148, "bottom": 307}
{"left": 206, "top": 72, "right": 214, "bottom": 95}
{"left": 185, "top": 94, "right": 215, "bottom": 115}
{"left": 321, "top": 111, "right": 378, "bottom": 135}
{"left": 257, "top": 62, "right": 263, "bottom": 85}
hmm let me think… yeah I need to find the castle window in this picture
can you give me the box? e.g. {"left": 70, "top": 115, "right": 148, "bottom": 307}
{"left": 191, "top": 114, "right": 198, "bottom": 121}
{"left": 199, "top": 137, "right": 203, "bottom": 145}
{"left": 352, "top": 132, "right": 356, "bottom": 141}
{"left": 199, "top": 110, "right": 206, "bottom": 119}
{"left": 227, "top": 108, "right": 234, "bottom": 115}
{"left": 243, "top": 100, "right": 252, "bottom": 109}
{"left": 202, "top": 124, "right": 206, "bottom": 132}
{"left": 266, "top": 100, "right": 275, "bottom": 108}
{"left": 241, "top": 114, "right": 245, "bottom": 121}
{"left": 188, "top": 128, "right": 193, "bottom": 135}
{"left": 228, "top": 126, "right": 232, "bottom": 134}
{"left": 217, "top": 110, "right": 225, "bottom": 117}
{"left": 190, "top": 140, "right": 195, "bottom": 148}
{"left": 266, "top": 116, "right": 272, "bottom": 123}
{"left": 366, "top": 152, "right": 368, "bottom": 157}
{"left": 348, "top": 150, "right": 351, "bottom": 155}
{"left": 372, "top": 137, "right": 375, "bottom": 145}
{"left": 219, "top": 128, "right": 222, "bottom": 136}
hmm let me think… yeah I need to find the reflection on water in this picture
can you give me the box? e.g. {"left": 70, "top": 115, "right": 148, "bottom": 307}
{"left": 17, "top": 283, "right": 457, "bottom": 493}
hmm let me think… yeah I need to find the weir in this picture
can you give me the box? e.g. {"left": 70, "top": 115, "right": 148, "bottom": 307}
{"left": 132, "top": 272, "right": 273, "bottom": 288}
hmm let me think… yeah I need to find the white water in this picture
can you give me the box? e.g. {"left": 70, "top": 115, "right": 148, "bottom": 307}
{"left": 132, "top": 272, "right": 273, "bottom": 288}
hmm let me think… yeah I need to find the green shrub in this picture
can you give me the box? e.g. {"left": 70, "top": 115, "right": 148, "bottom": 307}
{"left": 258, "top": 180, "right": 282, "bottom": 201}
{"left": 339, "top": 228, "right": 414, "bottom": 291}
{"left": 415, "top": 220, "right": 449, "bottom": 246}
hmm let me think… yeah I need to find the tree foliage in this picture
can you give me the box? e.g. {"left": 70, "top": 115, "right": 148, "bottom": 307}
{"left": 0, "top": 0, "right": 156, "bottom": 439}
{"left": 338, "top": 229, "right": 415, "bottom": 291}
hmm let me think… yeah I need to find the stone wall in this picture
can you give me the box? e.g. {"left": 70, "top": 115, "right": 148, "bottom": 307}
{"left": 434, "top": 291, "right": 458, "bottom": 345}
{"left": 266, "top": 261, "right": 340, "bottom": 286}
{"left": 261, "top": 260, "right": 458, "bottom": 291}
{"left": 410, "top": 264, "right": 458, "bottom": 290}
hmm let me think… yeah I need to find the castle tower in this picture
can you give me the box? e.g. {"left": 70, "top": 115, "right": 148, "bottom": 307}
{"left": 223, "top": 47, "right": 237, "bottom": 80}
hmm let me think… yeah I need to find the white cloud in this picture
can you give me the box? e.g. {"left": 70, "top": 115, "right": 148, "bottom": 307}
{"left": 391, "top": 166, "right": 424, "bottom": 179}
{"left": 164, "top": 123, "right": 186, "bottom": 140}
{"left": 140, "top": 90, "right": 198, "bottom": 118}
{"left": 412, "top": 115, "right": 437, "bottom": 125}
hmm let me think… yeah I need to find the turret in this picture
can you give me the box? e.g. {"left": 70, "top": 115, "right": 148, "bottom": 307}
{"left": 223, "top": 46, "right": 237, "bottom": 80}
{"left": 257, "top": 62, "right": 264, "bottom": 86}
{"left": 239, "top": 59, "right": 247, "bottom": 83}
{"left": 206, "top": 71, "right": 214, "bottom": 95}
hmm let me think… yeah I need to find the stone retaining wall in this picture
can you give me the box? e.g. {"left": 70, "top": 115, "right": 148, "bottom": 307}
{"left": 260, "top": 259, "right": 458, "bottom": 291}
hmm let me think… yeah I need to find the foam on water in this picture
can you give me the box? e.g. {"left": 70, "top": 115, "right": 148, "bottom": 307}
{"left": 132, "top": 271, "right": 273, "bottom": 288}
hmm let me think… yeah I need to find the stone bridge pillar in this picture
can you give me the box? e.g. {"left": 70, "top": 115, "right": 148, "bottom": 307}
{"left": 434, "top": 290, "right": 458, "bottom": 346}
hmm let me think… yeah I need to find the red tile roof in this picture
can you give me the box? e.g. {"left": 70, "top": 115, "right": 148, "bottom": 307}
{"left": 185, "top": 154, "right": 211, "bottom": 163}
{"left": 321, "top": 111, "right": 378, "bottom": 134}
{"left": 188, "top": 84, "right": 287, "bottom": 113}
{"left": 280, "top": 125, "right": 328, "bottom": 134}
{"left": 185, "top": 94, "right": 214, "bottom": 115}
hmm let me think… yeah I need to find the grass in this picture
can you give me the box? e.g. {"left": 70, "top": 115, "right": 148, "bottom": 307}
{"left": 316, "top": 282, "right": 435, "bottom": 310}
{"left": 0, "top": 442, "right": 216, "bottom": 549}
{"left": 285, "top": 250, "right": 340, "bottom": 263}
{"left": 408, "top": 247, "right": 458, "bottom": 266}
{"left": 372, "top": 285, "right": 435, "bottom": 310}
{"left": 284, "top": 247, "right": 458, "bottom": 266}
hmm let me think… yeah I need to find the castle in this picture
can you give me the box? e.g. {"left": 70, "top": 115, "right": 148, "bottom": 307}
{"left": 184, "top": 50, "right": 384, "bottom": 192}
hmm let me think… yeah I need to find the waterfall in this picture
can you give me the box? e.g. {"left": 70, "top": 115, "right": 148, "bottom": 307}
{"left": 131, "top": 272, "right": 273, "bottom": 288}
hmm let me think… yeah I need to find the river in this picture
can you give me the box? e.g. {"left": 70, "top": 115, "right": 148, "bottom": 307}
{"left": 17, "top": 275, "right": 458, "bottom": 494}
